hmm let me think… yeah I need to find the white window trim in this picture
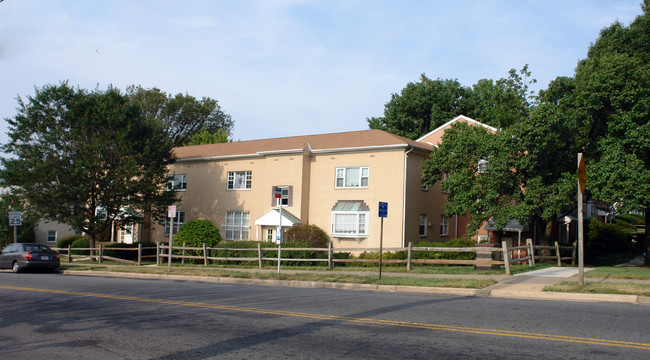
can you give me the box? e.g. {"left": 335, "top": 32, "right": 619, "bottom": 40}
{"left": 335, "top": 166, "right": 369, "bottom": 188}
{"left": 47, "top": 230, "right": 57, "bottom": 243}
{"left": 440, "top": 215, "right": 449, "bottom": 236}
{"left": 331, "top": 211, "right": 369, "bottom": 237}
{"left": 227, "top": 171, "right": 252, "bottom": 190}
{"left": 224, "top": 211, "right": 250, "bottom": 240}
{"left": 419, "top": 215, "right": 427, "bottom": 237}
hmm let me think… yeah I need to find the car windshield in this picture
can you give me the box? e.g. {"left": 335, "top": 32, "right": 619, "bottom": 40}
{"left": 22, "top": 244, "right": 51, "bottom": 252}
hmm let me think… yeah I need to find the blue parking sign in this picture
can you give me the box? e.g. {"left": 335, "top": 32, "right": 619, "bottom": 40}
{"left": 378, "top": 202, "right": 388, "bottom": 218}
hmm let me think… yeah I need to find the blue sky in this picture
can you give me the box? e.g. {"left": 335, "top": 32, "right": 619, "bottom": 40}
{"left": 0, "top": 0, "right": 643, "bottom": 144}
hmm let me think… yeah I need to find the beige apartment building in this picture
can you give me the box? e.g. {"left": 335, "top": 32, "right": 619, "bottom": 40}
{"left": 148, "top": 127, "right": 469, "bottom": 249}
{"left": 34, "top": 115, "right": 489, "bottom": 248}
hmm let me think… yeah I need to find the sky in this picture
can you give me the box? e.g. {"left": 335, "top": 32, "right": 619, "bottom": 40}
{"left": 0, "top": 0, "right": 644, "bottom": 144}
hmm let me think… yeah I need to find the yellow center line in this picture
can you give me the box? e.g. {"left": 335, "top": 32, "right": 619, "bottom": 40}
{"left": 2, "top": 285, "right": 649, "bottom": 350}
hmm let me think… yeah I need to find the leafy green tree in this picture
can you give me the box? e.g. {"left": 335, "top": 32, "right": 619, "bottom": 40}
{"left": 564, "top": 1, "right": 650, "bottom": 261}
{"left": 368, "top": 75, "right": 476, "bottom": 139}
{"left": 368, "top": 67, "right": 535, "bottom": 139}
{"left": 125, "top": 85, "right": 233, "bottom": 147}
{"left": 1, "top": 82, "right": 178, "bottom": 253}
{"left": 185, "top": 127, "right": 230, "bottom": 145}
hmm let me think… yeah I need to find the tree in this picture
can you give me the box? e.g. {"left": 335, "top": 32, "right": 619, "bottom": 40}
{"left": 1, "top": 82, "right": 178, "bottom": 253}
{"left": 368, "top": 75, "right": 475, "bottom": 140}
{"left": 368, "top": 67, "right": 535, "bottom": 139}
{"left": 569, "top": 1, "right": 650, "bottom": 262}
{"left": 421, "top": 108, "right": 578, "bottom": 245}
{"left": 185, "top": 127, "right": 230, "bottom": 145}
{"left": 125, "top": 85, "right": 234, "bottom": 147}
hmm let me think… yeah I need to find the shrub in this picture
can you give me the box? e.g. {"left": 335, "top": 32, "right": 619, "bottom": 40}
{"left": 284, "top": 224, "right": 330, "bottom": 248}
{"left": 585, "top": 218, "right": 635, "bottom": 263}
{"left": 172, "top": 220, "right": 222, "bottom": 263}
{"left": 57, "top": 235, "right": 86, "bottom": 249}
{"left": 615, "top": 214, "right": 645, "bottom": 225}
{"left": 70, "top": 237, "right": 90, "bottom": 255}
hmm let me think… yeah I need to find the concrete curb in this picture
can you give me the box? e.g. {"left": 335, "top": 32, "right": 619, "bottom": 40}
{"left": 60, "top": 270, "right": 649, "bottom": 305}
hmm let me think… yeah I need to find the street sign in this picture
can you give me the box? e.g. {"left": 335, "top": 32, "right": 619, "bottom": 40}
{"left": 274, "top": 186, "right": 282, "bottom": 199}
{"left": 167, "top": 205, "right": 177, "bottom": 218}
{"left": 378, "top": 202, "right": 388, "bottom": 218}
{"left": 9, "top": 211, "right": 22, "bottom": 226}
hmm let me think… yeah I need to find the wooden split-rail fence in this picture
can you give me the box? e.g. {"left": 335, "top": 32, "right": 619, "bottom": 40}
{"left": 55, "top": 240, "right": 576, "bottom": 275}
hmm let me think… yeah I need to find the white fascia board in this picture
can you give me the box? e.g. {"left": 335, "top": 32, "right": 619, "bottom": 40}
{"left": 416, "top": 115, "right": 498, "bottom": 142}
{"left": 257, "top": 149, "right": 305, "bottom": 156}
{"left": 177, "top": 153, "right": 262, "bottom": 162}
{"left": 311, "top": 143, "right": 410, "bottom": 154}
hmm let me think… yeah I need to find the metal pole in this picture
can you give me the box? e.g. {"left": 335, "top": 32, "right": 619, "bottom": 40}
{"left": 277, "top": 201, "right": 282, "bottom": 275}
{"left": 168, "top": 216, "right": 174, "bottom": 271}
{"left": 13, "top": 226, "right": 17, "bottom": 243}
{"left": 379, "top": 217, "right": 384, "bottom": 279}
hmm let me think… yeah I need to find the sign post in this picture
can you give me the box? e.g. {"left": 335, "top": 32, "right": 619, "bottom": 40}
{"left": 275, "top": 187, "right": 283, "bottom": 275}
{"left": 167, "top": 205, "right": 176, "bottom": 272}
{"left": 378, "top": 202, "right": 388, "bottom": 279}
{"left": 9, "top": 211, "right": 22, "bottom": 244}
{"left": 577, "top": 153, "right": 586, "bottom": 286}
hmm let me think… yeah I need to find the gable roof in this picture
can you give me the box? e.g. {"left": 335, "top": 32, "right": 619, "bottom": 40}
{"left": 173, "top": 129, "right": 433, "bottom": 161}
{"left": 416, "top": 115, "right": 497, "bottom": 145}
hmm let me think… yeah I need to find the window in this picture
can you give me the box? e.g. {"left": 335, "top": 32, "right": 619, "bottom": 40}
{"left": 440, "top": 215, "right": 449, "bottom": 236}
{"left": 419, "top": 215, "right": 427, "bottom": 237}
{"left": 167, "top": 174, "right": 187, "bottom": 191}
{"left": 335, "top": 167, "right": 369, "bottom": 188}
{"left": 225, "top": 211, "right": 250, "bottom": 240}
{"left": 331, "top": 201, "right": 369, "bottom": 237}
{"left": 47, "top": 231, "right": 57, "bottom": 243}
{"left": 164, "top": 211, "right": 185, "bottom": 235}
{"left": 227, "top": 171, "right": 252, "bottom": 190}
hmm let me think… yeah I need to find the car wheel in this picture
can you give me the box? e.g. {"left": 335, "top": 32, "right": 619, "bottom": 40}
{"left": 12, "top": 261, "right": 21, "bottom": 273}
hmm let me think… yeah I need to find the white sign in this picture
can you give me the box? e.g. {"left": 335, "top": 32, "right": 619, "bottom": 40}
{"left": 9, "top": 211, "right": 22, "bottom": 226}
{"left": 167, "top": 205, "right": 177, "bottom": 218}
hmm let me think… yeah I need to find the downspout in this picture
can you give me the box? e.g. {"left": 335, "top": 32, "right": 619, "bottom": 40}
{"left": 402, "top": 147, "right": 414, "bottom": 247}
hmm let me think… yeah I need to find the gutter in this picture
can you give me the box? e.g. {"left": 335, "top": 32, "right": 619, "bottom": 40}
{"left": 402, "top": 147, "right": 414, "bottom": 247}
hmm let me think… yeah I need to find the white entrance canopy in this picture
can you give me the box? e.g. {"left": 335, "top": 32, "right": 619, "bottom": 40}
{"left": 254, "top": 209, "right": 302, "bottom": 227}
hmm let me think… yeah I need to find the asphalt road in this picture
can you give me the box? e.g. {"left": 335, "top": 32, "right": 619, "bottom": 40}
{"left": 1, "top": 272, "right": 649, "bottom": 359}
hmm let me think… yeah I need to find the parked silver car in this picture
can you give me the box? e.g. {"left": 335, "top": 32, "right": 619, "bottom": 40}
{"left": 0, "top": 243, "right": 60, "bottom": 273}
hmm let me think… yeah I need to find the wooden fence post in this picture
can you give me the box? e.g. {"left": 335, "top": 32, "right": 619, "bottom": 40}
{"left": 571, "top": 241, "right": 577, "bottom": 266}
{"left": 526, "top": 238, "right": 535, "bottom": 267}
{"left": 181, "top": 242, "right": 186, "bottom": 265}
{"left": 203, "top": 243, "right": 208, "bottom": 267}
{"left": 407, "top": 242, "right": 412, "bottom": 272}
{"left": 328, "top": 242, "right": 333, "bottom": 271}
{"left": 68, "top": 244, "right": 72, "bottom": 262}
{"left": 98, "top": 244, "right": 103, "bottom": 264}
{"left": 502, "top": 241, "right": 511, "bottom": 275}
{"left": 258, "top": 242, "right": 263, "bottom": 268}
{"left": 554, "top": 241, "right": 561, "bottom": 267}
{"left": 156, "top": 242, "right": 160, "bottom": 265}
{"left": 138, "top": 243, "right": 142, "bottom": 266}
